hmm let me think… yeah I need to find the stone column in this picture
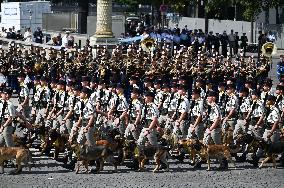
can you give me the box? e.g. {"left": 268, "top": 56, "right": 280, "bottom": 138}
{"left": 90, "top": 0, "right": 116, "bottom": 45}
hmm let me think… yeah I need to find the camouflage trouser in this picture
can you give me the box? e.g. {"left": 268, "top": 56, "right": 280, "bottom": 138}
{"left": 137, "top": 128, "right": 158, "bottom": 146}
{"left": 248, "top": 124, "right": 265, "bottom": 139}
{"left": 112, "top": 118, "right": 126, "bottom": 136}
{"left": 0, "top": 125, "right": 15, "bottom": 147}
{"left": 233, "top": 119, "right": 248, "bottom": 139}
{"left": 52, "top": 114, "right": 64, "bottom": 133}
{"left": 203, "top": 122, "right": 222, "bottom": 145}
{"left": 165, "top": 118, "right": 175, "bottom": 130}
{"left": 223, "top": 118, "right": 237, "bottom": 131}
{"left": 263, "top": 128, "right": 281, "bottom": 143}
{"left": 61, "top": 118, "right": 73, "bottom": 134}
{"left": 19, "top": 105, "right": 32, "bottom": 120}
{"left": 76, "top": 119, "right": 96, "bottom": 146}
{"left": 187, "top": 123, "right": 205, "bottom": 140}
{"left": 158, "top": 115, "right": 168, "bottom": 128}
{"left": 173, "top": 120, "right": 189, "bottom": 140}
{"left": 34, "top": 108, "right": 46, "bottom": 126}
{"left": 124, "top": 123, "right": 141, "bottom": 140}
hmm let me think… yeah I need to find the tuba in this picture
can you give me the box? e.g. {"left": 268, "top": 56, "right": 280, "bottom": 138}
{"left": 140, "top": 37, "right": 155, "bottom": 53}
{"left": 261, "top": 42, "right": 277, "bottom": 57}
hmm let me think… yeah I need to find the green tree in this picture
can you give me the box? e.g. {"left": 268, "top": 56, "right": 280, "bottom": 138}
{"left": 206, "top": 0, "right": 280, "bottom": 42}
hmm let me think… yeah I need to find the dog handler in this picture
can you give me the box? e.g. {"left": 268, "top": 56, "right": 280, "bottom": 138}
{"left": 0, "top": 88, "right": 16, "bottom": 147}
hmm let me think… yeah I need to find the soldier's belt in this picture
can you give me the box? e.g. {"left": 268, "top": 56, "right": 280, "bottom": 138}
{"left": 115, "top": 111, "right": 123, "bottom": 117}
{"left": 160, "top": 108, "right": 168, "bottom": 116}
{"left": 250, "top": 117, "right": 260, "bottom": 122}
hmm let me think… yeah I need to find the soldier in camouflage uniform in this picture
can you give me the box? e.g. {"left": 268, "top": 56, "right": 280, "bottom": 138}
{"left": 124, "top": 88, "right": 142, "bottom": 140}
{"left": 187, "top": 88, "right": 204, "bottom": 140}
{"left": 137, "top": 91, "right": 160, "bottom": 146}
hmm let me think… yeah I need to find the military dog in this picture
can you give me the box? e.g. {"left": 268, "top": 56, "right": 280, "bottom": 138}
{"left": 259, "top": 141, "right": 284, "bottom": 168}
{"left": 178, "top": 139, "right": 203, "bottom": 165}
{"left": 75, "top": 145, "right": 117, "bottom": 174}
{"left": 123, "top": 141, "right": 169, "bottom": 173}
{"left": 200, "top": 144, "right": 236, "bottom": 171}
{"left": 0, "top": 147, "right": 33, "bottom": 174}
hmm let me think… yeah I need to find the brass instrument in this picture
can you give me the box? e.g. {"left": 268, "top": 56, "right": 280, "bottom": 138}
{"left": 140, "top": 37, "right": 155, "bottom": 53}
{"left": 261, "top": 42, "right": 277, "bottom": 57}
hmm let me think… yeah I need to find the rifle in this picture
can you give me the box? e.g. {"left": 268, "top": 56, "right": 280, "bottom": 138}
{"left": 235, "top": 97, "right": 243, "bottom": 120}
{"left": 172, "top": 95, "right": 182, "bottom": 121}
{"left": 0, "top": 100, "right": 7, "bottom": 126}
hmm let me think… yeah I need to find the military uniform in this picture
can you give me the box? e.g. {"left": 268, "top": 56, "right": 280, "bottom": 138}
{"left": 61, "top": 90, "right": 78, "bottom": 134}
{"left": 263, "top": 105, "right": 281, "bottom": 143}
{"left": 45, "top": 87, "right": 67, "bottom": 131}
{"left": 75, "top": 97, "right": 96, "bottom": 146}
{"left": 203, "top": 102, "right": 222, "bottom": 145}
{"left": 137, "top": 102, "right": 159, "bottom": 146}
{"left": 33, "top": 84, "right": 50, "bottom": 127}
{"left": 224, "top": 92, "right": 238, "bottom": 130}
{"left": 156, "top": 90, "right": 171, "bottom": 128}
{"left": 173, "top": 95, "right": 189, "bottom": 139}
{"left": 19, "top": 82, "right": 30, "bottom": 119}
{"left": 124, "top": 98, "right": 142, "bottom": 140}
{"left": 233, "top": 95, "right": 251, "bottom": 138}
{"left": 187, "top": 97, "right": 204, "bottom": 140}
{"left": 167, "top": 92, "right": 180, "bottom": 129}
{"left": 109, "top": 92, "right": 128, "bottom": 135}
{"left": 0, "top": 97, "right": 16, "bottom": 147}
{"left": 248, "top": 98, "right": 264, "bottom": 137}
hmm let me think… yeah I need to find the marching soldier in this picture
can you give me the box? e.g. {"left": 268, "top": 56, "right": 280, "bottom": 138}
{"left": 60, "top": 82, "right": 75, "bottom": 134}
{"left": 262, "top": 95, "right": 281, "bottom": 143}
{"left": 124, "top": 88, "right": 142, "bottom": 140}
{"left": 172, "top": 85, "right": 189, "bottom": 139}
{"left": 72, "top": 88, "right": 96, "bottom": 146}
{"left": 157, "top": 84, "right": 172, "bottom": 128}
{"left": 137, "top": 91, "right": 160, "bottom": 146}
{"left": 187, "top": 88, "right": 204, "bottom": 140}
{"left": 217, "top": 82, "right": 227, "bottom": 117}
{"left": 33, "top": 76, "right": 50, "bottom": 127}
{"left": 0, "top": 88, "right": 16, "bottom": 147}
{"left": 108, "top": 84, "right": 128, "bottom": 135}
{"left": 62, "top": 85, "right": 81, "bottom": 134}
{"left": 261, "top": 79, "right": 272, "bottom": 106}
{"left": 233, "top": 87, "right": 251, "bottom": 138}
{"left": 275, "top": 84, "right": 284, "bottom": 129}
{"left": 17, "top": 72, "right": 30, "bottom": 119}
{"left": 31, "top": 75, "right": 41, "bottom": 123}
{"left": 45, "top": 80, "right": 67, "bottom": 131}
{"left": 223, "top": 84, "right": 238, "bottom": 131}
{"left": 246, "top": 90, "right": 264, "bottom": 138}
{"left": 203, "top": 91, "right": 222, "bottom": 145}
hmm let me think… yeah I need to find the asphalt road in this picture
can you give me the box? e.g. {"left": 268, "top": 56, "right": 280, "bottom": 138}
{"left": 0, "top": 154, "right": 284, "bottom": 188}
{"left": 1, "top": 52, "right": 284, "bottom": 188}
